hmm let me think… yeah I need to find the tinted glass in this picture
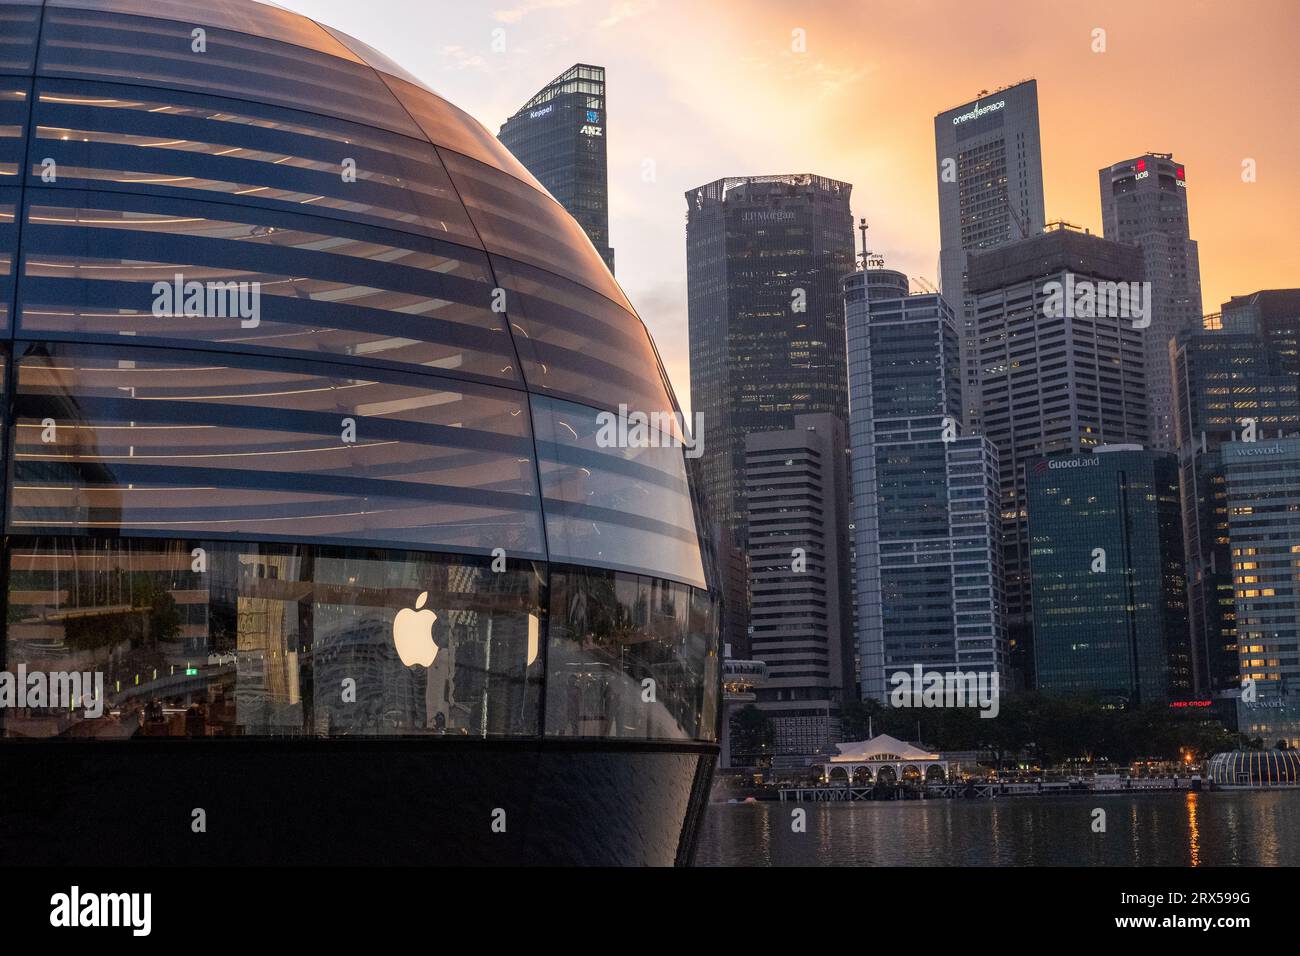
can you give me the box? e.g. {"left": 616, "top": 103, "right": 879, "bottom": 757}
{"left": 0, "top": 86, "right": 27, "bottom": 181}
{"left": 31, "top": 79, "right": 481, "bottom": 245}
{"left": 10, "top": 343, "right": 545, "bottom": 554}
{"left": 318, "top": 23, "right": 429, "bottom": 89}
{"left": 37, "top": 8, "right": 424, "bottom": 138}
{"left": 443, "top": 149, "right": 630, "bottom": 311}
{"left": 531, "top": 395, "right": 706, "bottom": 588}
{"left": 494, "top": 255, "right": 673, "bottom": 415}
{"left": 47, "top": 0, "right": 365, "bottom": 60}
{"left": 3, "top": 537, "right": 544, "bottom": 738}
{"left": 19, "top": 189, "right": 519, "bottom": 383}
{"left": 0, "top": 187, "right": 15, "bottom": 327}
{"left": 381, "top": 74, "right": 544, "bottom": 190}
{"left": 0, "top": 2, "right": 41, "bottom": 76}
{"left": 545, "top": 566, "right": 719, "bottom": 741}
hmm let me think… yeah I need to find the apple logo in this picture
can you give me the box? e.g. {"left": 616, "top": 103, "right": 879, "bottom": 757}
{"left": 393, "top": 591, "right": 438, "bottom": 667}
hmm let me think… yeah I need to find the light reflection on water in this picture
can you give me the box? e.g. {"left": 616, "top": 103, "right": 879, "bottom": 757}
{"left": 695, "top": 791, "right": 1300, "bottom": 866}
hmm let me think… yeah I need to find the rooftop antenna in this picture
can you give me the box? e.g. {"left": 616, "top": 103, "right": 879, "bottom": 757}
{"left": 857, "top": 217, "right": 885, "bottom": 270}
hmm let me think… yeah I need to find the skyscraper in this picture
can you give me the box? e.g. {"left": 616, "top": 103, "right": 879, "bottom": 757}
{"left": 499, "top": 64, "right": 614, "bottom": 272}
{"left": 967, "top": 224, "right": 1149, "bottom": 687}
{"left": 1028, "top": 446, "right": 1192, "bottom": 704}
{"left": 1099, "top": 153, "right": 1203, "bottom": 449}
{"left": 1223, "top": 439, "right": 1300, "bottom": 720}
{"left": 686, "top": 174, "right": 856, "bottom": 653}
{"left": 745, "top": 414, "right": 854, "bottom": 753}
{"left": 844, "top": 270, "right": 1005, "bottom": 702}
{"left": 1172, "top": 316, "right": 1300, "bottom": 697}
{"left": 1222, "top": 289, "right": 1300, "bottom": 379}
{"left": 935, "top": 79, "right": 1047, "bottom": 431}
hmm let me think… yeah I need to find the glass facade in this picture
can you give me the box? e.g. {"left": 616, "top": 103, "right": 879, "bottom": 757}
{"left": 1027, "top": 449, "right": 1192, "bottom": 704}
{"left": 0, "top": 0, "right": 719, "bottom": 753}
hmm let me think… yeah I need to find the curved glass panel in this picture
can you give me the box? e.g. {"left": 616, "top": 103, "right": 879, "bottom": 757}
{"left": 0, "top": 186, "right": 16, "bottom": 327}
{"left": 3, "top": 537, "right": 545, "bottom": 738}
{"left": 442, "top": 149, "right": 631, "bottom": 312}
{"left": 0, "top": 2, "right": 41, "bottom": 77}
{"left": 10, "top": 343, "right": 545, "bottom": 554}
{"left": 47, "top": 0, "right": 365, "bottom": 61}
{"left": 37, "top": 8, "right": 424, "bottom": 138}
{"left": 379, "top": 74, "right": 545, "bottom": 190}
{"left": 317, "top": 23, "right": 431, "bottom": 90}
{"left": 19, "top": 189, "right": 520, "bottom": 383}
{"left": 493, "top": 255, "right": 673, "bottom": 415}
{"left": 0, "top": 87, "right": 27, "bottom": 179}
{"left": 31, "top": 79, "right": 481, "bottom": 245}
{"left": 544, "top": 566, "right": 719, "bottom": 741}
{"left": 530, "top": 395, "right": 706, "bottom": 588}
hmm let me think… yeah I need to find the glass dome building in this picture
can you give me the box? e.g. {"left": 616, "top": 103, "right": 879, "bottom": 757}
{"left": 0, "top": 0, "right": 720, "bottom": 865}
{"left": 1207, "top": 750, "right": 1300, "bottom": 787}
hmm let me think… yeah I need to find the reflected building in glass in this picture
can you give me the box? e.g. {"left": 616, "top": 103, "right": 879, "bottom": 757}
{"left": 0, "top": 0, "right": 719, "bottom": 866}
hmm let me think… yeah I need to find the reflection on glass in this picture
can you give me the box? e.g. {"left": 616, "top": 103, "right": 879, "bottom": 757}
{"left": 440, "top": 150, "right": 630, "bottom": 311}
{"left": 0, "top": 3, "right": 40, "bottom": 74}
{"left": 493, "top": 255, "right": 673, "bottom": 416}
{"left": 531, "top": 395, "right": 706, "bottom": 588}
{"left": 20, "top": 194, "right": 518, "bottom": 381}
{"left": 545, "top": 566, "right": 719, "bottom": 741}
{"left": 11, "top": 343, "right": 545, "bottom": 555}
{"left": 45, "top": 0, "right": 363, "bottom": 62}
{"left": 30, "top": 80, "right": 480, "bottom": 244}
{"left": 2, "top": 537, "right": 544, "bottom": 738}
{"left": 38, "top": 7, "right": 423, "bottom": 137}
{"left": 0, "top": 191, "right": 15, "bottom": 328}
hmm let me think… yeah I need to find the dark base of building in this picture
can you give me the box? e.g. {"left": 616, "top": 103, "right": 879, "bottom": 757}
{"left": 0, "top": 740, "right": 716, "bottom": 866}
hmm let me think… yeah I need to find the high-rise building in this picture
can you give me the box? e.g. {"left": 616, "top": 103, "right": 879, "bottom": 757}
{"left": 1223, "top": 438, "right": 1300, "bottom": 720}
{"left": 935, "top": 79, "right": 1047, "bottom": 431}
{"left": 745, "top": 414, "right": 854, "bottom": 753}
{"left": 686, "top": 174, "right": 856, "bottom": 654}
{"left": 1171, "top": 316, "right": 1300, "bottom": 697}
{"left": 1027, "top": 446, "right": 1192, "bottom": 704}
{"left": 1222, "top": 289, "right": 1300, "bottom": 379}
{"left": 1099, "top": 153, "right": 1203, "bottom": 449}
{"left": 844, "top": 271, "right": 1005, "bottom": 702}
{"left": 967, "top": 224, "right": 1149, "bottom": 687}
{"left": 499, "top": 63, "right": 614, "bottom": 272}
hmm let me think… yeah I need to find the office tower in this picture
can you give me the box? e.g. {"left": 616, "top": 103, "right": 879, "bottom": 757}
{"left": 686, "top": 174, "right": 856, "bottom": 654}
{"left": 1099, "top": 153, "right": 1203, "bottom": 449}
{"left": 844, "top": 271, "right": 1006, "bottom": 702}
{"left": 1223, "top": 438, "right": 1300, "bottom": 738}
{"left": 1172, "top": 318, "right": 1300, "bottom": 697}
{"left": 745, "top": 414, "right": 854, "bottom": 753}
{"left": 1222, "top": 289, "right": 1300, "bottom": 378}
{"left": 967, "top": 224, "right": 1149, "bottom": 687}
{"left": 499, "top": 63, "right": 614, "bottom": 271}
{"left": 1028, "top": 446, "right": 1192, "bottom": 704}
{"left": 935, "top": 79, "right": 1047, "bottom": 431}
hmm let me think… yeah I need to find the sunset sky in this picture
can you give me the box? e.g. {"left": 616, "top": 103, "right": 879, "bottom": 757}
{"left": 282, "top": 0, "right": 1299, "bottom": 413}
